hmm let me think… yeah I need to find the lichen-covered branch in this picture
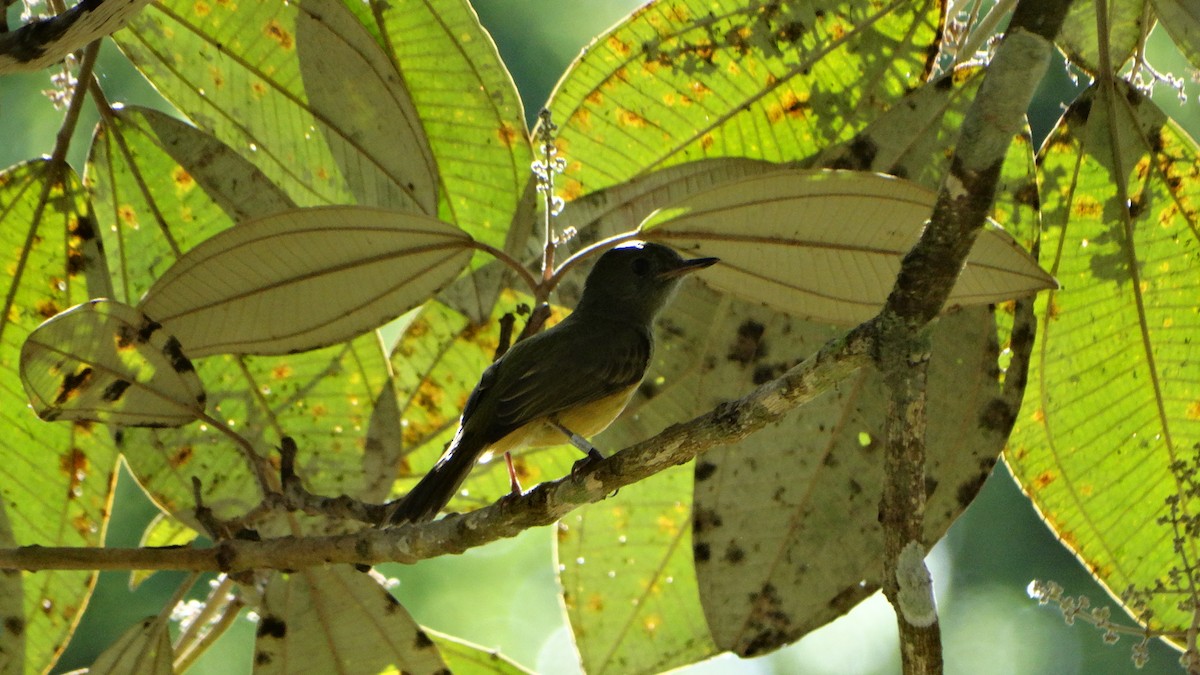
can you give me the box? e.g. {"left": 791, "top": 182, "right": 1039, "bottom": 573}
{"left": 0, "top": 325, "right": 871, "bottom": 573}
{"left": 873, "top": 1, "right": 1071, "bottom": 673}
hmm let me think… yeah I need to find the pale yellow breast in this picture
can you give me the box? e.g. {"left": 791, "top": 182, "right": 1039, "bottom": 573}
{"left": 488, "top": 383, "right": 640, "bottom": 455}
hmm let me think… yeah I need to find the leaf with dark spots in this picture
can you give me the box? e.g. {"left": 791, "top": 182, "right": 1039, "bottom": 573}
{"left": 694, "top": 542, "right": 712, "bottom": 563}
{"left": 256, "top": 615, "right": 287, "bottom": 639}
{"left": 161, "top": 336, "right": 195, "bottom": 374}
{"left": 54, "top": 367, "right": 93, "bottom": 405}
{"left": 727, "top": 320, "right": 766, "bottom": 365}
{"left": 695, "top": 460, "right": 717, "bottom": 481}
{"left": 101, "top": 379, "right": 131, "bottom": 403}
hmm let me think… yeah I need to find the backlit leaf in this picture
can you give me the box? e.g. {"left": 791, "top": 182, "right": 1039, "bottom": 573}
{"left": 87, "top": 617, "right": 173, "bottom": 675}
{"left": 644, "top": 170, "right": 1056, "bottom": 325}
{"left": 138, "top": 206, "right": 474, "bottom": 357}
{"left": 85, "top": 105, "right": 292, "bottom": 305}
{"left": 1007, "top": 80, "right": 1200, "bottom": 644}
{"left": 255, "top": 567, "right": 446, "bottom": 674}
{"left": 548, "top": 0, "right": 942, "bottom": 198}
{"left": 20, "top": 299, "right": 205, "bottom": 427}
{"left": 116, "top": 0, "right": 436, "bottom": 211}
{"left": 0, "top": 161, "right": 117, "bottom": 674}
{"left": 1153, "top": 0, "right": 1200, "bottom": 70}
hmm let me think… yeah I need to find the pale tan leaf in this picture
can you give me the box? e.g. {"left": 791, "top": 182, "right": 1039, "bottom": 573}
{"left": 255, "top": 567, "right": 445, "bottom": 675}
{"left": 296, "top": 0, "right": 438, "bottom": 213}
{"left": 20, "top": 300, "right": 205, "bottom": 427}
{"left": 123, "top": 106, "right": 297, "bottom": 222}
{"left": 87, "top": 617, "right": 173, "bottom": 675}
{"left": 645, "top": 170, "right": 1056, "bottom": 325}
{"left": 138, "top": 206, "right": 474, "bottom": 357}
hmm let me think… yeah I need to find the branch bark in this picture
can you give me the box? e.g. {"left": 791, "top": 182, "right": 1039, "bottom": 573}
{"left": 0, "top": 324, "right": 872, "bottom": 572}
{"left": 873, "top": 1, "right": 1071, "bottom": 673}
{"left": 0, "top": 0, "right": 151, "bottom": 74}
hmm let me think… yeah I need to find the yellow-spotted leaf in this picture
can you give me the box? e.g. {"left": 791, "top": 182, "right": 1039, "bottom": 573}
{"left": 1008, "top": 80, "right": 1200, "bottom": 646}
{"left": 114, "top": 331, "right": 395, "bottom": 539}
{"left": 547, "top": 0, "right": 942, "bottom": 198}
{"left": 346, "top": 0, "right": 534, "bottom": 250}
{"left": 643, "top": 170, "right": 1056, "bottom": 325}
{"left": 0, "top": 161, "right": 117, "bottom": 675}
{"left": 116, "top": 0, "right": 435, "bottom": 212}
{"left": 86, "top": 105, "right": 295, "bottom": 305}
{"left": 20, "top": 299, "right": 205, "bottom": 427}
{"left": 138, "top": 206, "right": 474, "bottom": 357}
{"left": 87, "top": 617, "right": 173, "bottom": 675}
{"left": 255, "top": 567, "right": 446, "bottom": 674}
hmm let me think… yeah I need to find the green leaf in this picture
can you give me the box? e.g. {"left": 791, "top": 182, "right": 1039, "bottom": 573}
{"left": 814, "top": 66, "right": 987, "bottom": 186}
{"left": 120, "top": 330, "right": 394, "bottom": 533}
{"left": 85, "top": 105, "right": 290, "bottom": 305}
{"left": 138, "top": 206, "right": 474, "bottom": 357}
{"left": 559, "top": 464, "right": 716, "bottom": 674}
{"left": 1057, "top": 0, "right": 1148, "bottom": 74}
{"left": 20, "top": 299, "right": 205, "bottom": 427}
{"left": 644, "top": 169, "right": 1056, "bottom": 325}
{"left": 86, "top": 616, "right": 173, "bottom": 675}
{"left": 0, "top": 161, "right": 117, "bottom": 675}
{"left": 115, "top": 0, "right": 436, "bottom": 211}
{"left": 350, "top": 0, "right": 534, "bottom": 250}
{"left": 548, "top": 0, "right": 942, "bottom": 197}
{"left": 425, "top": 630, "right": 533, "bottom": 675}
{"left": 1153, "top": 0, "right": 1200, "bottom": 70}
{"left": 255, "top": 567, "right": 446, "bottom": 674}
{"left": 1008, "top": 80, "right": 1200, "bottom": 644}
{"left": 132, "top": 513, "right": 199, "bottom": 590}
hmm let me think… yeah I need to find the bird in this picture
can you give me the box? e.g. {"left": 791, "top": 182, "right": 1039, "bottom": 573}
{"left": 388, "top": 241, "right": 719, "bottom": 524}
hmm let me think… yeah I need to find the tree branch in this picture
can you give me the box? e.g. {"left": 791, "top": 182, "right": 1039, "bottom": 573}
{"left": 0, "top": 324, "right": 871, "bottom": 572}
{"left": 0, "top": 0, "right": 151, "bottom": 74}
{"left": 873, "top": 1, "right": 1071, "bottom": 673}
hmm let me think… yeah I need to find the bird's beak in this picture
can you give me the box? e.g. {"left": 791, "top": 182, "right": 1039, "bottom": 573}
{"left": 658, "top": 255, "right": 719, "bottom": 279}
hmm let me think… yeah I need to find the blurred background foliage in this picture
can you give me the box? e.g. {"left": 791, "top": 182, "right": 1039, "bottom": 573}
{"left": 1, "top": 0, "right": 1197, "bottom": 673}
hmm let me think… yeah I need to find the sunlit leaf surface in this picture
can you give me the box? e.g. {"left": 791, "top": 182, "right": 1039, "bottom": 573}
{"left": 1008, "top": 81, "right": 1200, "bottom": 644}
{"left": 116, "top": 0, "right": 436, "bottom": 212}
{"left": 0, "top": 161, "right": 117, "bottom": 674}
{"left": 85, "top": 105, "right": 293, "bottom": 305}
{"left": 548, "top": 0, "right": 942, "bottom": 198}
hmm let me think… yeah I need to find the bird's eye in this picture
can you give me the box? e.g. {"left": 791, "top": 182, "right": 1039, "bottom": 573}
{"left": 631, "top": 257, "right": 651, "bottom": 276}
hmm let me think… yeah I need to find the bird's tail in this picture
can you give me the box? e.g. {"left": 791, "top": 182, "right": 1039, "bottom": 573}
{"left": 389, "top": 433, "right": 484, "bottom": 525}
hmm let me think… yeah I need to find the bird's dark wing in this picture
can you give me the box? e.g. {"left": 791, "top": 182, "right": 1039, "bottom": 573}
{"left": 483, "top": 320, "right": 651, "bottom": 443}
{"left": 390, "top": 319, "right": 650, "bottom": 525}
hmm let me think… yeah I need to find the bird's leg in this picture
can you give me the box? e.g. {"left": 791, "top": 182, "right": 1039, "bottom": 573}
{"left": 503, "top": 451, "right": 522, "bottom": 495}
{"left": 549, "top": 418, "right": 605, "bottom": 476}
